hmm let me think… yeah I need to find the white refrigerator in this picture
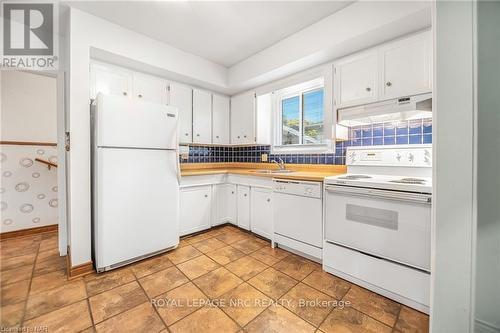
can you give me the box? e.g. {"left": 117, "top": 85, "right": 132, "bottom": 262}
{"left": 92, "top": 93, "right": 180, "bottom": 272}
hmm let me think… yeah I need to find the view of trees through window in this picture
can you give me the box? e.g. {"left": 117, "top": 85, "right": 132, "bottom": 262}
{"left": 281, "top": 88, "right": 324, "bottom": 145}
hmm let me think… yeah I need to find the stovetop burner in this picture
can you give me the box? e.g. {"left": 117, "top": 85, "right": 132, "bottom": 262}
{"left": 337, "top": 175, "right": 373, "bottom": 180}
{"left": 389, "top": 178, "right": 427, "bottom": 185}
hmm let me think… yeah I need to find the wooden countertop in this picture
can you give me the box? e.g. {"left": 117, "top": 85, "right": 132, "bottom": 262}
{"left": 180, "top": 163, "right": 346, "bottom": 182}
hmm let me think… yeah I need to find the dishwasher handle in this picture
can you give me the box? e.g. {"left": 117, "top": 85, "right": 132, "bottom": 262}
{"left": 325, "top": 185, "right": 431, "bottom": 204}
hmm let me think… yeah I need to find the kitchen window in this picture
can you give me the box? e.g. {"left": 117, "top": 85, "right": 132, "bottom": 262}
{"left": 273, "top": 78, "right": 327, "bottom": 153}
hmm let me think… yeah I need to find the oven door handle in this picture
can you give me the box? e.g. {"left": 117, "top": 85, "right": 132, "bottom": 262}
{"left": 325, "top": 185, "right": 432, "bottom": 204}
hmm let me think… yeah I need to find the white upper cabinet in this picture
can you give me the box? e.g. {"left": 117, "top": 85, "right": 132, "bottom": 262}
{"left": 334, "top": 51, "right": 379, "bottom": 108}
{"left": 169, "top": 83, "right": 193, "bottom": 144}
{"left": 231, "top": 92, "right": 255, "bottom": 144}
{"left": 334, "top": 30, "right": 432, "bottom": 109}
{"left": 212, "top": 94, "right": 230, "bottom": 144}
{"left": 379, "top": 31, "right": 432, "bottom": 99}
{"left": 192, "top": 89, "right": 212, "bottom": 144}
{"left": 132, "top": 73, "right": 168, "bottom": 104}
{"left": 90, "top": 62, "right": 132, "bottom": 100}
{"left": 90, "top": 62, "right": 232, "bottom": 145}
{"left": 256, "top": 93, "right": 272, "bottom": 145}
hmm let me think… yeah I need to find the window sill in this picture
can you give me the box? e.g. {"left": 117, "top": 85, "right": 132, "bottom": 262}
{"left": 271, "top": 144, "right": 333, "bottom": 154}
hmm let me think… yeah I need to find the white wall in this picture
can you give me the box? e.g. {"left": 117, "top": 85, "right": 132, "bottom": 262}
{"left": 431, "top": 2, "right": 475, "bottom": 332}
{"left": 1, "top": 71, "right": 57, "bottom": 142}
{"left": 0, "top": 145, "right": 59, "bottom": 232}
{"left": 475, "top": 1, "right": 500, "bottom": 332}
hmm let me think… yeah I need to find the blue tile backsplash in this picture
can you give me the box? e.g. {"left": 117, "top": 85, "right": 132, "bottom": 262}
{"left": 181, "top": 117, "right": 432, "bottom": 165}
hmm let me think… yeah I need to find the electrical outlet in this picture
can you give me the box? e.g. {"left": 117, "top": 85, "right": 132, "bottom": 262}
{"left": 179, "top": 146, "right": 189, "bottom": 161}
{"left": 261, "top": 153, "right": 268, "bottom": 162}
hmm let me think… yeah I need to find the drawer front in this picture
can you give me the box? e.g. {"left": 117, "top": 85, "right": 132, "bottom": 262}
{"left": 323, "top": 241, "right": 430, "bottom": 310}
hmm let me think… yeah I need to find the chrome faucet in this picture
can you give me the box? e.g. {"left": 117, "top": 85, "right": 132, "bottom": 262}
{"left": 272, "top": 157, "right": 286, "bottom": 170}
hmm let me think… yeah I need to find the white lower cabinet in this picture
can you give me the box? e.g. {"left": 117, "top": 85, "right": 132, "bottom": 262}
{"left": 213, "top": 184, "right": 237, "bottom": 226}
{"left": 179, "top": 186, "right": 211, "bottom": 236}
{"left": 237, "top": 185, "right": 251, "bottom": 230}
{"left": 180, "top": 176, "right": 273, "bottom": 238}
{"left": 250, "top": 187, "right": 273, "bottom": 239}
{"left": 226, "top": 185, "right": 237, "bottom": 225}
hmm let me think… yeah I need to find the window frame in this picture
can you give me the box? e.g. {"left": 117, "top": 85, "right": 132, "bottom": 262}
{"left": 272, "top": 77, "right": 330, "bottom": 154}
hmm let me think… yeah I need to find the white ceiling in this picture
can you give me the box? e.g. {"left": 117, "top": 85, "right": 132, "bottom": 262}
{"left": 68, "top": 1, "right": 353, "bottom": 67}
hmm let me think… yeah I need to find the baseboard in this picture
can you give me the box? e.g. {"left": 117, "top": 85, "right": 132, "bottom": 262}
{"left": 0, "top": 224, "right": 58, "bottom": 240}
{"left": 66, "top": 245, "right": 94, "bottom": 279}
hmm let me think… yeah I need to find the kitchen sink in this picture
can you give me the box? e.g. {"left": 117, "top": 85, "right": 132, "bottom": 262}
{"left": 251, "top": 169, "right": 294, "bottom": 174}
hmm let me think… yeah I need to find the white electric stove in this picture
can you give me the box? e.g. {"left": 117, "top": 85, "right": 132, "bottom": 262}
{"left": 323, "top": 145, "right": 432, "bottom": 314}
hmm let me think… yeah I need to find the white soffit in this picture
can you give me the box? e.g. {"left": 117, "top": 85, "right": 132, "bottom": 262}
{"left": 68, "top": 1, "right": 432, "bottom": 95}
{"left": 228, "top": 1, "right": 432, "bottom": 94}
{"left": 66, "top": 1, "right": 353, "bottom": 67}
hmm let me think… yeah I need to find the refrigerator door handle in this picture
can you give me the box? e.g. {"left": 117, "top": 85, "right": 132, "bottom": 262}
{"left": 174, "top": 130, "right": 181, "bottom": 184}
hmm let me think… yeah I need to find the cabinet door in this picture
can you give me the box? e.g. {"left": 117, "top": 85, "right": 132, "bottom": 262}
{"left": 212, "top": 94, "right": 230, "bottom": 144}
{"left": 193, "top": 89, "right": 212, "bottom": 144}
{"left": 379, "top": 32, "right": 432, "bottom": 99}
{"left": 180, "top": 186, "right": 211, "bottom": 236}
{"left": 237, "top": 185, "right": 250, "bottom": 230}
{"left": 169, "top": 84, "right": 193, "bottom": 144}
{"left": 250, "top": 187, "right": 273, "bottom": 240}
{"left": 133, "top": 73, "right": 168, "bottom": 104}
{"left": 226, "top": 184, "right": 237, "bottom": 225}
{"left": 231, "top": 92, "right": 255, "bottom": 144}
{"left": 90, "top": 63, "right": 132, "bottom": 100}
{"left": 256, "top": 93, "right": 272, "bottom": 145}
{"left": 334, "top": 51, "right": 378, "bottom": 108}
{"left": 213, "top": 184, "right": 237, "bottom": 226}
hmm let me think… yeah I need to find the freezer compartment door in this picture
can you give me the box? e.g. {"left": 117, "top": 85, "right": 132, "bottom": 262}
{"left": 95, "top": 93, "right": 178, "bottom": 149}
{"left": 94, "top": 148, "right": 179, "bottom": 269}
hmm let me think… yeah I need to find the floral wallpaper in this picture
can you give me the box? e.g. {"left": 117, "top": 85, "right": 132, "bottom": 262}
{"left": 0, "top": 145, "right": 58, "bottom": 233}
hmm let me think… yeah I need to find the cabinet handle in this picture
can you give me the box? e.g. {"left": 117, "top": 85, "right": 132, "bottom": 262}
{"left": 386, "top": 81, "right": 392, "bottom": 87}
{"left": 196, "top": 134, "right": 200, "bottom": 137}
{"left": 138, "top": 94, "right": 143, "bottom": 98}
{"left": 244, "top": 193, "right": 247, "bottom": 197}
{"left": 237, "top": 136, "right": 240, "bottom": 139}
{"left": 366, "top": 87, "right": 371, "bottom": 92}
{"left": 244, "top": 135, "right": 247, "bottom": 138}
{"left": 204, "top": 194, "right": 208, "bottom": 198}
{"left": 231, "top": 191, "right": 234, "bottom": 194}
{"left": 123, "top": 92, "right": 127, "bottom": 96}
{"left": 185, "top": 133, "right": 189, "bottom": 136}
{"left": 267, "top": 198, "right": 271, "bottom": 202}
{"left": 216, "top": 135, "right": 219, "bottom": 139}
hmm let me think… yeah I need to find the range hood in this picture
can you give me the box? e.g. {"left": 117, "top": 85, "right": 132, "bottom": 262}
{"left": 337, "top": 93, "right": 432, "bottom": 127}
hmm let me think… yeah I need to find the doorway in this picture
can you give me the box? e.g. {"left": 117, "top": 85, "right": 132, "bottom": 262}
{"left": 0, "top": 70, "right": 68, "bottom": 257}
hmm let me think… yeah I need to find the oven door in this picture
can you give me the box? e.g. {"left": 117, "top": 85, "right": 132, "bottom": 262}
{"left": 325, "top": 185, "right": 431, "bottom": 271}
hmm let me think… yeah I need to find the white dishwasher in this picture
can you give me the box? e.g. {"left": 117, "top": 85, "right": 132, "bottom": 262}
{"left": 273, "top": 179, "right": 323, "bottom": 260}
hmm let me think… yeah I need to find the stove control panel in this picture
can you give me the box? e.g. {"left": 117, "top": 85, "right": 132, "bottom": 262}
{"left": 346, "top": 145, "right": 432, "bottom": 167}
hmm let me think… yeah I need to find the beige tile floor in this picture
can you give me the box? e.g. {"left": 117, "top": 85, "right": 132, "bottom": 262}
{"left": 0, "top": 225, "right": 429, "bottom": 332}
